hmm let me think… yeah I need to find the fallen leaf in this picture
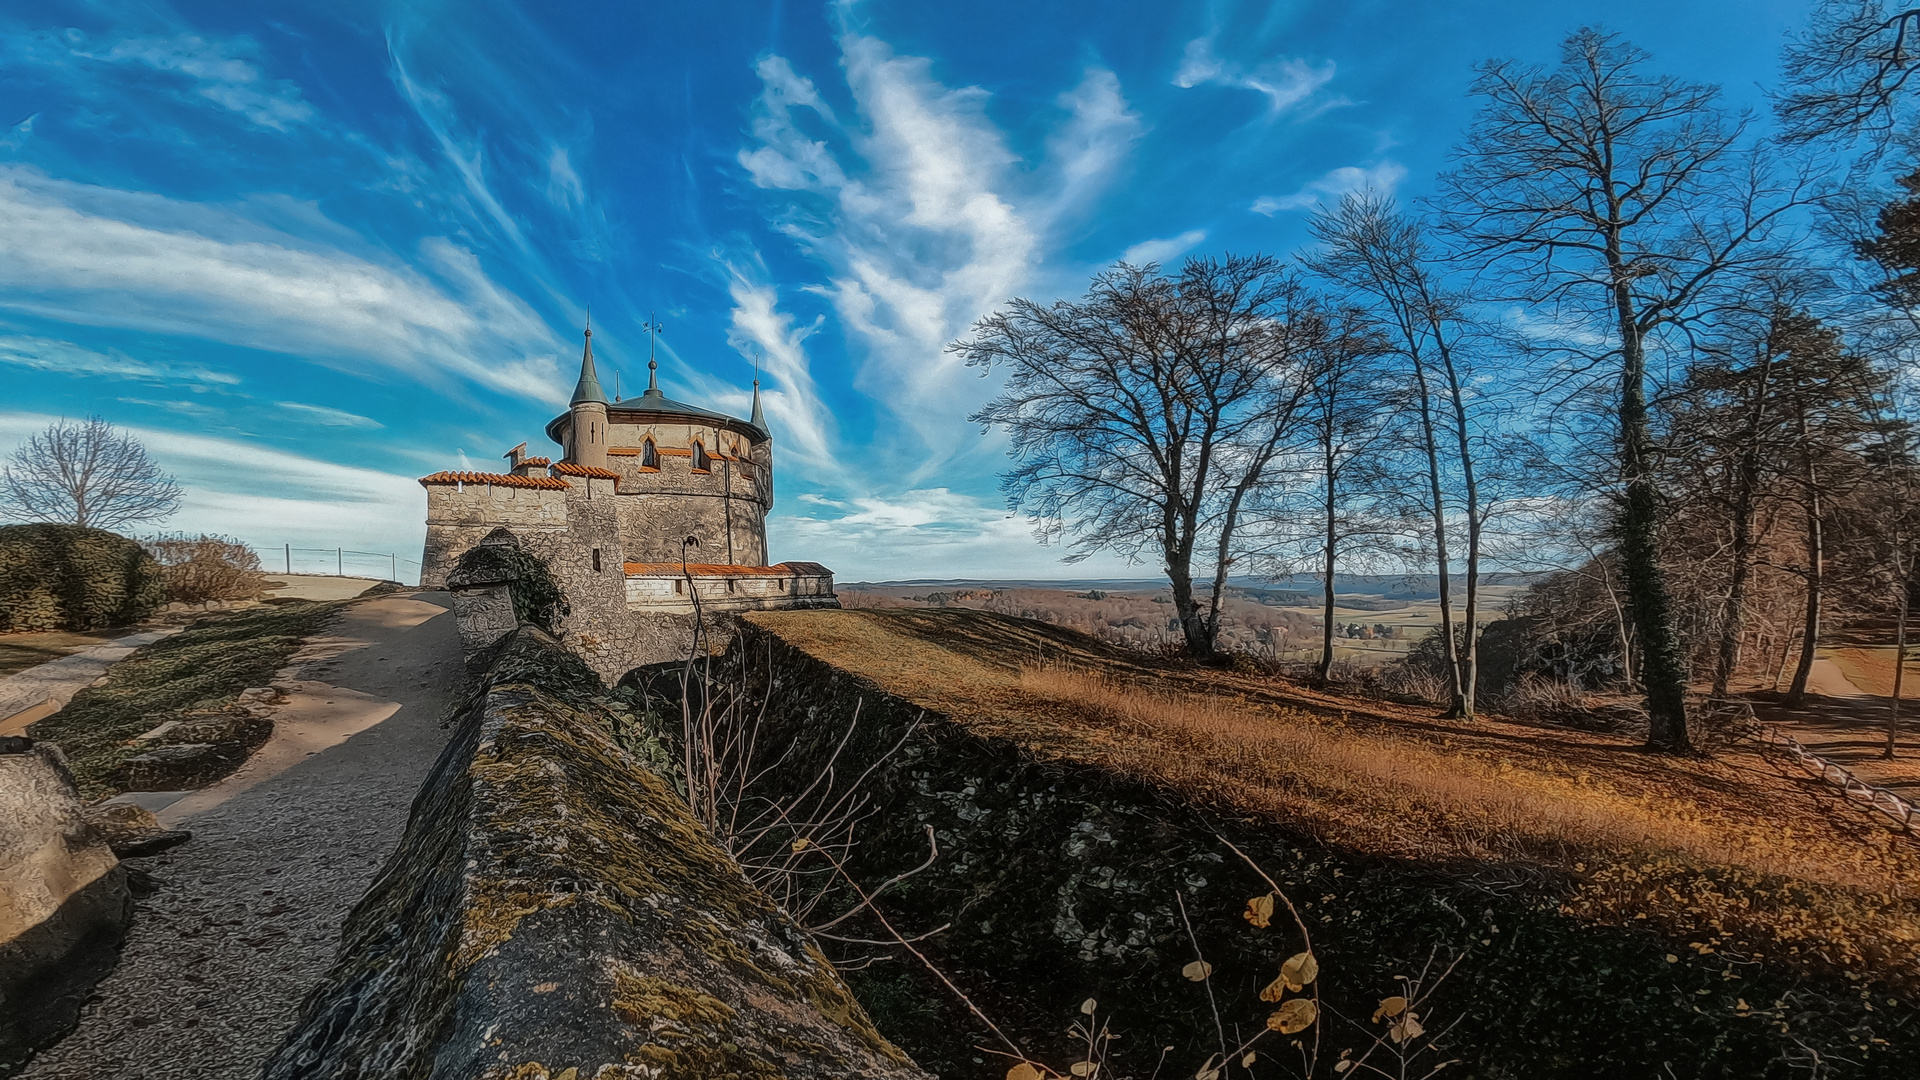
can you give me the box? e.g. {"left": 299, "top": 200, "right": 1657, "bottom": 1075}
{"left": 791, "top": 838, "right": 811, "bottom": 852}
{"left": 1081, "top": 997, "right": 1098, "bottom": 1016}
{"left": 1182, "top": 960, "right": 1213, "bottom": 982}
{"left": 1070, "top": 1064, "right": 1094, "bottom": 1077}
{"left": 1259, "top": 974, "right": 1288, "bottom": 1002}
{"left": 1007, "top": 1064, "right": 1045, "bottom": 1080}
{"left": 1241, "top": 1052, "right": 1258, "bottom": 1067}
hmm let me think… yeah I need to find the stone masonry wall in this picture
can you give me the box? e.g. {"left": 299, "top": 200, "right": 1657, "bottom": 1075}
{"left": 259, "top": 629, "right": 931, "bottom": 1080}
{"left": 421, "top": 485, "right": 569, "bottom": 588}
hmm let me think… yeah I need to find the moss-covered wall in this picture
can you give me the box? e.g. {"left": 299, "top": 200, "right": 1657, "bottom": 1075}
{"left": 729, "top": 623, "right": 1920, "bottom": 1080}
{"left": 261, "top": 629, "right": 929, "bottom": 1080}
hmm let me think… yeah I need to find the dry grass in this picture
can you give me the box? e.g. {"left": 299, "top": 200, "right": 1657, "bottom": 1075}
{"left": 748, "top": 608, "right": 1920, "bottom": 988}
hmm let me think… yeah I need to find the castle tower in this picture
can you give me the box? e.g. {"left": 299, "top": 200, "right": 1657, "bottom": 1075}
{"left": 567, "top": 322, "right": 609, "bottom": 469}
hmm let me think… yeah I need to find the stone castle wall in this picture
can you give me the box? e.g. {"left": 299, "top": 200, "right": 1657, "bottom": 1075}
{"left": 420, "top": 484, "right": 569, "bottom": 589}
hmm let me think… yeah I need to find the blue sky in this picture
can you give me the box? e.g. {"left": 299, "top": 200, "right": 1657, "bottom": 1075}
{"left": 0, "top": 0, "right": 1813, "bottom": 581}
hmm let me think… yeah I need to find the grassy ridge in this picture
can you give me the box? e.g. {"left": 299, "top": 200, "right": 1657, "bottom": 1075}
{"left": 747, "top": 608, "right": 1920, "bottom": 994}
{"left": 30, "top": 600, "right": 343, "bottom": 798}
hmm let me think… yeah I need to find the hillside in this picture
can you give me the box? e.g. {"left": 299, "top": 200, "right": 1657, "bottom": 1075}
{"left": 746, "top": 608, "right": 1920, "bottom": 993}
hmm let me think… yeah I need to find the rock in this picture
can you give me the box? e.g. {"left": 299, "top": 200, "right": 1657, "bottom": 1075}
{"left": 0, "top": 735, "right": 31, "bottom": 755}
{"left": 1, "top": 740, "right": 131, "bottom": 1073}
{"left": 80, "top": 801, "right": 192, "bottom": 858}
{"left": 261, "top": 627, "right": 931, "bottom": 1080}
{"left": 114, "top": 742, "right": 250, "bottom": 791}
{"left": 161, "top": 712, "right": 270, "bottom": 745}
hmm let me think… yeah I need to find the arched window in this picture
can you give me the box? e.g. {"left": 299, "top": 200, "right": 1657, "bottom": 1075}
{"left": 692, "top": 440, "right": 711, "bottom": 472}
{"left": 641, "top": 438, "right": 658, "bottom": 469}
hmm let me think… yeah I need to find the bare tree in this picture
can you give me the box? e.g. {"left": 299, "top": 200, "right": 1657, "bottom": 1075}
{"left": 1441, "top": 28, "right": 1810, "bottom": 752}
{"left": 959, "top": 256, "right": 1323, "bottom": 658}
{"left": 1307, "top": 193, "right": 1489, "bottom": 716}
{"left": 1780, "top": 1, "right": 1920, "bottom": 148}
{"left": 0, "top": 416, "right": 182, "bottom": 531}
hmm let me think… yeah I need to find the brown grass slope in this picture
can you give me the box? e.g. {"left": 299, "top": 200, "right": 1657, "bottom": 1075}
{"left": 746, "top": 607, "right": 1920, "bottom": 990}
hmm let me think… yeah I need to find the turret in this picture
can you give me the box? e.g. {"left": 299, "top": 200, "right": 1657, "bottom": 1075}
{"left": 568, "top": 322, "right": 609, "bottom": 469}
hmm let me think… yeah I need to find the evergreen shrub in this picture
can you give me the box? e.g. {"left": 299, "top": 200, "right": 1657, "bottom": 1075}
{"left": 0, "top": 523, "right": 165, "bottom": 632}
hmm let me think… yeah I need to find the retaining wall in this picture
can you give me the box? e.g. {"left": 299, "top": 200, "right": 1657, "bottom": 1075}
{"left": 260, "top": 629, "right": 928, "bottom": 1080}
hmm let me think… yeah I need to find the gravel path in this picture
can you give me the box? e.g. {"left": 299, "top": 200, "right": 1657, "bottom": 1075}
{"left": 20, "top": 591, "right": 463, "bottom": 1080}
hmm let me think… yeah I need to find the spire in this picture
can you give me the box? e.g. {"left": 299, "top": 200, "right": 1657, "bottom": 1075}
{"left": 750, "top": 377, "right": 767, "bottom": 433}
{"left": 643, "top": 310, "right": 663, "bottom": 397}
{"left": 571, "top": 320, "right": 608, "bottom": 405}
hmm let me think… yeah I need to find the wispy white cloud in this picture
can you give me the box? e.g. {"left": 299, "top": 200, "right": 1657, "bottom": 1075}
{"left": 1173, "top": 37, "right": 1339, "bottom": 116}
{"left": 1121, "top": 228, "right": 1207, "bottom": 267}
{"left": 545, "top": 146, "right": 585, "bottom": 211}
{"left": 0, "top": 411, "right": 423, "bottom": 558}
{"left": 772, "top": 486, "right": 1136, "bottom": 580}
{"left": 275, "top": 401, "right": 383, "bottom": 428}
{"left": 80, "top": 32, "right": 316, "bottom": 130}
{"left": 1251, "top": 160, "right": 1407, "bottom": 215}
{"left": 0, "top": 332, "right": 239, "bottom": 385}
{"left": 721, "top": 269, "right": 837, "bottom": 472}
{"left": 0, "top": 167, "right": 565, "bottom": 402}
{"left": 741, "top": 33, "right": 1143, "bottom": 468}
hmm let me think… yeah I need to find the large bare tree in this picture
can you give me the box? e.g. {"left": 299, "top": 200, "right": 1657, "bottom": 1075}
{"left": 1441, "top": 29, "right": 1808, "bottom": 752}
{"left": 1307, "top": 193, "right": 1489, "bottom": 717}
{"left": 1780, "top": 1, "right": 1920, "bottom": 148}
{"left": 1, "top": 416, "right": 182, "bottom": 532}
{"left": 959, "top": 255, "right": 1323, "bottom": 658}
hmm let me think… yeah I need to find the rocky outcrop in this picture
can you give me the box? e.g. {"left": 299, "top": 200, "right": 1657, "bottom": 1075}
{"left": 0, "top": 737, "right": 131, "bottom": 1075}
{"left": 261, "top": 629, "right": 929, "bottom": 1080}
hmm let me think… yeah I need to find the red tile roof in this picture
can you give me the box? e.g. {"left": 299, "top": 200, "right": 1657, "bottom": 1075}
{"left": 623, "top": 561, "right": 834, "bottom": 577}
{"left": 418, "top": 471, "right": 569, "bottom": 490}
{"left": 521, "top": 456, "right": 552, "bottom": 467}
{"left": 551, "top": 462, "right": 621, "bottom": 480}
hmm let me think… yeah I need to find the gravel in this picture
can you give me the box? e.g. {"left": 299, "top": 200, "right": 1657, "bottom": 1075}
{"left": 19, "top": 592, "right": 464, "bottom": 1080}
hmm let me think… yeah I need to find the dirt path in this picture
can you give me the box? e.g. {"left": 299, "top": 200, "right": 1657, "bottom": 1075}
{"left": 19, "top": 590, "right": 463, "bottom": 1080}
{"left": 1747, "top": 656, "right": 1920, "bottom": 797}
{"left": 0, "top": 630, "right": 181, "bottom": 732}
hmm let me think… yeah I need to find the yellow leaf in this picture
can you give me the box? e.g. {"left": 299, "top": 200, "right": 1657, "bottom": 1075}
{"left": 1007, "top": 1065, "right": 1045, "bottom": 1080}
{"left": 1259, "top": 975, "right": 1288, "bottom": 1002}
{"left": 1281, "top": 951, "right": 1318, "bottom": 991}
{"left": 1194, "top": 1054, "right": 1221, "bottom": 1080}
{"left": 1372, "top": 996, "right": 1408, "bottom": 1023}
{"left": 1333, "top": 1062, "right": 1351, "bottom": 1074}
{"left": 1267, "top": 998, "right": 1318, "bottom": 1034}
{"left": 1389, "top": 1013, "right": 1425, "bottom": 1045}
{"left": 1241, "top": 1052, "right": 1258, "bottom": 1067}
{"left": 1182, "top": 960, "right": 1213, "bottom": 982}
{"left": 1244, "top": 894, "right": 1275, "bottom": 928}
{"left": 791, "top": 838, "right": 811, "bottom": 852}
{"left": 1070, "top": 1064, "right": 1094, "bottom": 1077}
{"left": 1080, "top": 997, "right": 1098, "bottom": 1015}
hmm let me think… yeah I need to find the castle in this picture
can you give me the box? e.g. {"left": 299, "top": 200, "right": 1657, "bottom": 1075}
{"left": 418, "top": 323, "right": 835, "bottom": 675}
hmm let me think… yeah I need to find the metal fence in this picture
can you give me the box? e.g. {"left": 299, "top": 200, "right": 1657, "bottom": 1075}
{"left": 273, "top": 545, "right": 422, "bottom": 585}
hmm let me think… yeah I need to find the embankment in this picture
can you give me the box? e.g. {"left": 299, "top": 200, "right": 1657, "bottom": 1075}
{"left": 260, "top": 628, "right": 928, "bottom": 1080}
{"left": 729, "top": 610, "right": 1920, "bottom": 1080}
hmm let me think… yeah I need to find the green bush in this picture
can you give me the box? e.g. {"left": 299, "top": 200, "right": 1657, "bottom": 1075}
{"left": 0, "top": 523, "right": 165, "bottom": 632}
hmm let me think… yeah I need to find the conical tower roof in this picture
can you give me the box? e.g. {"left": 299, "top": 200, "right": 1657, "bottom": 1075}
{"left": 750, "top": 378, "right": 768, "bottom": 435}
{"left": 571, "top": 322, "right": 608, "bottom": 405}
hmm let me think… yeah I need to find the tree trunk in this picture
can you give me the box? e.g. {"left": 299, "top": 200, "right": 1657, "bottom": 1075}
{"left": 1786, "top": 488, "right": 1825, "bottom": 706}
{"left": 1409, "top": 360, "right": 1464, "bottom": 712}
{"left": 1318, "top": 464, "right": 1338, "bottom": 684}
{"left": 1889, "top": 578, "right": 1910, "bottom": 759}
{"left": 1713, "top": 346, "right": 1772, "bottom": 701}
{"left": 1436, "top": 338, "right": 1481, "bottom": 719}
{"left": 1613, "top": 279, "right": 1690, "bottom": 751}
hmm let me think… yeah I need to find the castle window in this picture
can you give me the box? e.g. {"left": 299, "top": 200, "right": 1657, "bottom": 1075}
{"left": 592, "top": 548, "right": 602, "bottom": 572}
{"left": 642, "top": 438, "right": 658, "bottom": 469}
{"left": 692, "top": 440, "right": 711, "bottom": 472}
{"left": 674, "top": 579, "right": 684, "bottom": 594}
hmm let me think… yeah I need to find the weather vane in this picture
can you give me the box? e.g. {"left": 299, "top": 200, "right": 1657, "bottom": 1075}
{"left": 642, "top": 310, "right": 664, "bottom": 392}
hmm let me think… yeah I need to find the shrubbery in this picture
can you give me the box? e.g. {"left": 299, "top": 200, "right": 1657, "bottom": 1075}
{"left": 143, "top": 534, "right": 267, "bottom": 606}
{"left": 0, "top": 523, "right": 165, "bottom": 632}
